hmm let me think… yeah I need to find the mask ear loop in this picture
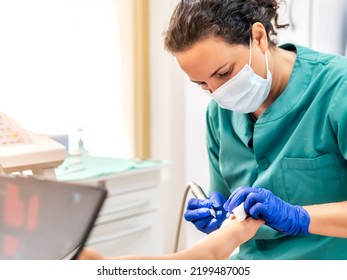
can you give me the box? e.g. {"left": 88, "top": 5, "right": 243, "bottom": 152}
{"left": 248, "top": 37, "right": 252, "bottom": 66}
{"left": 265, "top": 51, "right": 270, "bottom": 78}
{"left": 249, "top": 37, "right": 270, "bottom": 78}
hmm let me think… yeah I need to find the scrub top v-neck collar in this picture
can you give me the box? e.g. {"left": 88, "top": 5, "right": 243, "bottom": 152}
{"left": 256, "top": 44, "right": 317, "bottom": 124}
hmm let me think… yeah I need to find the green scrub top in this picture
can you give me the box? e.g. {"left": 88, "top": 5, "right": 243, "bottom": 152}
{"left": 206, "top": 44, "right": 347, "bottom": 259}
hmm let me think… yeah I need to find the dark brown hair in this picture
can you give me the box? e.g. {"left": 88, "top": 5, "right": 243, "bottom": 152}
{"left": 164, "top": 0, "right": 289, "bottom": 53}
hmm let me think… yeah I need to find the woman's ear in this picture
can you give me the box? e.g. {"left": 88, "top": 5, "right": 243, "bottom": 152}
{"left": 251, "top": 22, "right": 269, "bottom": 54}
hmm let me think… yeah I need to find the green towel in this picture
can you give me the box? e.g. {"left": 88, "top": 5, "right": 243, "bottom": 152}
{"left": 55, "top": 155, "right": 162, "bottom": 181}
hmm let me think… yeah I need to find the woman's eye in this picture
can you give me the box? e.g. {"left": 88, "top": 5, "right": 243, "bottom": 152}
{"left": 218, "top": 68, "right": 232, "bottom": 78}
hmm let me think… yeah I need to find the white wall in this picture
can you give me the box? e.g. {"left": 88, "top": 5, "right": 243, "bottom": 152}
{"left": 277, "top": 0, "right": 347, "bottom": 56}
{"left": 150, "top": 0, "right": 212, "bottom": 252}
{"left": 183, "top": 78, "right": 211, "bottom": 246}
{"left": 0, "top": 0, "right": 133, "bottom": 158}
{"left": 311, "top": 0, "right": 347, "bottom": 55}
{"left": 149, "top": 0, "right": 187, "bottom": 253}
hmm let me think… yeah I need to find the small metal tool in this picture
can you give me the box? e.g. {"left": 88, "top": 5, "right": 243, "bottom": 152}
{"left": 189, "top": 181, "right": 217, "bottom": 218}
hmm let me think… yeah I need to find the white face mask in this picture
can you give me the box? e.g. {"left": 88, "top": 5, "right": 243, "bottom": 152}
{"left": 205, "top": 40, "right": 272, "bottom": 113}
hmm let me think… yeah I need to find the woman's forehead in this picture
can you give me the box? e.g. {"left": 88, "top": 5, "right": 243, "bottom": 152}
{"left": 175, "top": 37, "right": 248, "bottom": 79}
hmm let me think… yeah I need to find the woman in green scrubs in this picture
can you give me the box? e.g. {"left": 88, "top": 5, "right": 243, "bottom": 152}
{"left": 164, "top": 0, "right": 347, "bottom": 259}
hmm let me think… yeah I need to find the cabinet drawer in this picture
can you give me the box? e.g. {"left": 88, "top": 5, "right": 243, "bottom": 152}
{"left": 63, "top": 165, "right": 164, "bottom": 257}
{"left": 96, "top": 186, "right": 159, "bottom": 224}
{"left": 104, "top": 168, "right": 161, "bottom": 196}
{"left": 77, "top": 167, "right": 161, "bottom": 196}
{"left": 86, "top": 211, "right": 163, "bottom": 256}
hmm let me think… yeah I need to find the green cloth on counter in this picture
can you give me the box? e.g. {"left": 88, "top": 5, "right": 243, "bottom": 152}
{"left": 55, "top": 155, "right": 162, "bottom": 181}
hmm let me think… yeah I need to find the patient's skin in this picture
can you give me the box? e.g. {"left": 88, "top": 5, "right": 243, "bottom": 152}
{"left": 78, "top": 217, "right": 264, "bottom": 260}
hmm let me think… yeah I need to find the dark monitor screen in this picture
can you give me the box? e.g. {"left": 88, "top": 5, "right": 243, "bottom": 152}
{"left": 0, "top": 175, "right": 106, "bottom": 260}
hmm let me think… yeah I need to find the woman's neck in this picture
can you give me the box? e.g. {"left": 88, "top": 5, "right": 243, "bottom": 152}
{"left": 253, "top": 47, "right": 297, "bottom": 119}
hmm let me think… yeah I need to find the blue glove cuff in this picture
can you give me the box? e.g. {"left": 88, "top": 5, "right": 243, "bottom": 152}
{"left": 296, "top": 206, "right": 310, "bottom": 235}
{"left": 285, "top": 206, "right": 310, "bottom": 236}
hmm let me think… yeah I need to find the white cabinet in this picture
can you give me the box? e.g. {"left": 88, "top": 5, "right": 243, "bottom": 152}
{"left": 69, "top": 165, "right": 164, "bottom": 257}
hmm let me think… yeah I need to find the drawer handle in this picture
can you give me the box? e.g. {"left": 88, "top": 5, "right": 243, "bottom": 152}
{"left": 87, "top": 224, "right": 151, "bottom": 245}
{"left": 101, "top": 198, "right": 150, "bottom": 216}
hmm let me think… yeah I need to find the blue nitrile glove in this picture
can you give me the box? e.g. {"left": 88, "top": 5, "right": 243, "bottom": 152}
{"left": 224, "top": 186, "right": 310, "bottom": 236}
{"left": 184, "top": 192, "right": 227, "bottom": 234}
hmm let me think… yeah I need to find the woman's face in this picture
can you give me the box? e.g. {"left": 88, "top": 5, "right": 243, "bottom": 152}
{"left": 175, "top": 36, "right": 267, "bottom": 92}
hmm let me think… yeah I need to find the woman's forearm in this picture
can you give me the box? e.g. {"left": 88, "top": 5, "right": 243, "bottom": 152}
{"left": 104, "top": 217, "right": 264, "bottom": 260}
{"left": 104, "top": 221, "right": 241, "bottom": 260}
{"left": 78, "top": 217, "right": 264, "bottom": 260}
{"left": 304, "top": 201, "right": 347, "bottom": 238}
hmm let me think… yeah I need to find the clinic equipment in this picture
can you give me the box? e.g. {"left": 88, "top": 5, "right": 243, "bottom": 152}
{"left": 0, "top": 175, "right": 107, "bottom": 260}
{"left": 189, "top": 181, "right": 216, "bottom": 218}
{"left": 0, "top": 112, "right": 67, "bottom": 179}
{"left": 174, "top": 181, "right": 218, "bottom": 253}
